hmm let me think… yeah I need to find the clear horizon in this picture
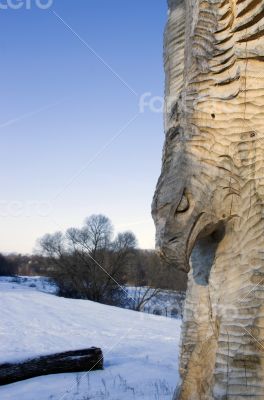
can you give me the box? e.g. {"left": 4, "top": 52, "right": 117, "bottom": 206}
{"left": 0, "top": 0, "right": 167, "bottom": 254}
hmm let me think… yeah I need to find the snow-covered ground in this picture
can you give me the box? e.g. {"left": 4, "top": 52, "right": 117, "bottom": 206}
{"left": 0, "top": 278, "right": 181, "bottom": 400}
{"left": 125, "top": 287, "right": 185, "bottom": 319}
{"left": 1, "top": 276, "right": 185, "bottom": 319}
{"left": 0, "top": 275, "right": 58, "bottom": 294}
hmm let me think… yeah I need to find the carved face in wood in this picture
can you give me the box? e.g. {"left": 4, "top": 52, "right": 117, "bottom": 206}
{"left": 152, "top": 0, "right": 261, "bottom": 274}
{"left": 152, "top": 126, "right": 234, "bottom": 273}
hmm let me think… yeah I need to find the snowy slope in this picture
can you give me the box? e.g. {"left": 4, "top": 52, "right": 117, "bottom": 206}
{"left": 0, "top": 275, "right": 57, "bottom": 294}
{"left": 0, "top": 279, "right": 181, "bottom": 400}
{"left": 125, "top": 286, "right": 185, "bottom": 319}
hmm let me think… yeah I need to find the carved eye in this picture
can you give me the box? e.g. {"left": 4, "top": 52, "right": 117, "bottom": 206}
{"left": 168, "top": 126, "right": 181, "bottom": 141}
{"left": 176, "top": 193, "right": 189, "bottom": 213}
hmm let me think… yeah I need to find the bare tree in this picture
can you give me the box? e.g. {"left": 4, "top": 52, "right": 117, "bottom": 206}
{"left": 37, "top": 215, "right": 137, "bottom": 305}
{"left": 130, "top": 286, "right": 161, "bottom": 312}
{"left": 0, "top": 254, "right": 18, "bottom": 276}
{"left": 126, "top": 249, "right": 187, "bottom": 291}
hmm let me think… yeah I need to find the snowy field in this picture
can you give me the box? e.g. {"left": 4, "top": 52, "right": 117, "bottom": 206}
{"left": 1, "top": 276, "right": 185, "bottom": 319}
{"left": 125, "top": 287, "right": 185, "bottom": 319}
{"left": 0, "top": 278, "right": 181, "bottom": 400}
{"left": 0, "top": 275, "right": 58, "bottom": 294}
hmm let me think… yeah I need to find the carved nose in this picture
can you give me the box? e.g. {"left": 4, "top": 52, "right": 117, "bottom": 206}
{"left": 157, "top": 248, "right": 166, "bottom": 259}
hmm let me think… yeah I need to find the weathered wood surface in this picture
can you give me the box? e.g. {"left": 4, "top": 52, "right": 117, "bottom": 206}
{"left": 0, "top": 347, "right": 103, "bottom": 386}
{"left": 152, "top": 0, "right": 264, "bottom": 398}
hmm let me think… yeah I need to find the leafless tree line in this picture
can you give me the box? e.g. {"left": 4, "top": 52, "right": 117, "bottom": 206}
{"left": 1, "top": 214, "right": 187, "bottom": 308}
{"left": 37, "top": 215, "right": 137, "bottom": 305}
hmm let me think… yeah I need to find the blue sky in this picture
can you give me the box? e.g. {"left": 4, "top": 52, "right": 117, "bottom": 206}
{"left": 0, "top": 0, "right": 167, "bottom": 253}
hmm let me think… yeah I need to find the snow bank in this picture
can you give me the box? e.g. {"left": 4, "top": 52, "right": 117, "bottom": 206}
{"left": 0, "top": 279, "right": 181, "bottom": 399}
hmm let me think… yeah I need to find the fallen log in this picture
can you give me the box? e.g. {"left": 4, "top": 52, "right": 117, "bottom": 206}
{"left": 0, "top": 347, "right": 103, "bottom": 386}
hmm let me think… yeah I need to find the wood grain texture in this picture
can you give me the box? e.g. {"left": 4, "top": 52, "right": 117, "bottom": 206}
{"left": 152, "top": 0, "right": 264, "bottom": 398}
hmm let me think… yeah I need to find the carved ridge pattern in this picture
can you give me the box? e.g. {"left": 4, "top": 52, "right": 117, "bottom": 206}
{"left": 152, "top": 0, "right": 264, "bottom": 398}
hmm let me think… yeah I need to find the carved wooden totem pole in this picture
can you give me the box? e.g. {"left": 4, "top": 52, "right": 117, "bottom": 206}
{"left": 152, "top": 0, "right": 264, "bottom": 398}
